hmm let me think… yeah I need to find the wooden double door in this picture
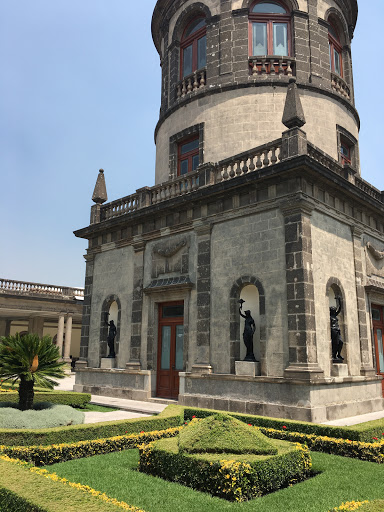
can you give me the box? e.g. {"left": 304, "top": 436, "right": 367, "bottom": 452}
{"left": 156, "top": 302, "right": 184, "bottom": 399}
{"left": 372, "top": 304, "right": 384, "bottom": 396}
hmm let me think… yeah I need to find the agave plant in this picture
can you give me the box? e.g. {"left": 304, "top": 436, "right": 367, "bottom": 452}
{"left": 0, "top": 333, "right": 66, "bottom": 410}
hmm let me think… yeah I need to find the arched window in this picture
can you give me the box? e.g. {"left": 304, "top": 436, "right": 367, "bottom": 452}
{"left": 181, "top": 17, "right": 207, "bottom": 78}
{"left": 249, "top": 1, "right": 291, "bottom": 56}
{"left": 329, "top": 23, "right": 343, "bottom": 77}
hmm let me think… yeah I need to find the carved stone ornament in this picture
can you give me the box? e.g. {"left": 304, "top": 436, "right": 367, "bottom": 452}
{"left": 365, "top": 240, "right": 384, "bottom": 279}
{"left": 151, "top": 236, "right": 189, "bottom": 278}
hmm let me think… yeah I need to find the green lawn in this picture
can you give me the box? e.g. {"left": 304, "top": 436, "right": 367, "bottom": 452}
{"left": 51, "top": 449, "right": 384, "bottom": 512}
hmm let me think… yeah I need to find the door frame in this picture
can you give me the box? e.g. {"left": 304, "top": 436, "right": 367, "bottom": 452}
{"left": 372, "top": 303, "right": 384, "bottom": 395}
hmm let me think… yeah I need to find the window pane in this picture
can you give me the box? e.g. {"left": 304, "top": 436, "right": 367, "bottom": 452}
{"left": 185, "top": 18, "right": 206, "bottom": 38}
{"left": 273, "top": 23, "right": 288, "bottom": 55}
{"left": 197, "top": 35, "right": 207, "bottom": 69}
{"left": 181, "top": 138, "right": 199, "bottom": 154}
{"left": 252, "top": 2, "right": 286, "bottom": 13}
{"left": 372, "top": 308, "right": 381, "bottom": 321}
{"left": 340, "top": 144, "right": 349, "bottom": 158}
{"left": 252, "top": 23, "right": 267, "bottom": 55}
{"left": 161, "top": 326, "right": 171, "bottom": 370}
{"left": 175, "top": 325, "right": 184, "bottom": 370}
{"left": 183, "top": 45, "right": 193, "bottom": 77}
{"left": 334, "top": 49, "right": 341, "bottom": 75}
{"left": 377, "top": 329, "right": 384, "bottom": 374}
{"left": 180, "top": 159, "right": 189, "bottom": 175}
{"left": 162, "top": 305, "right": 184, "bottom": 318}
{"left": 192, "top": 154, "right": 200, "bottom": 171}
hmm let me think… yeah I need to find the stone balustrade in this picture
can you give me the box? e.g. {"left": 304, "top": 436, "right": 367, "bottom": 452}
{"left": 331, "top": 73, "right": 350, "bottom": 100}
{"left": 249, "top": 56, "right": 295, "bottom": 77}
{"left": 0, "top": 279, "right": 84, "bottom": 299}
{"left": 212, "top": 139, "right": 282, "bottom": 184}
{"left": 150, "top": 172, "right": 200, "bottom": 205}
{"left": 355, "top": 176, "right": 382, "bottom": 202}
{"left": 101, "top": 193, "right": 140, "bottom": 221}
{"left": 176, "top": 68, "right": 206, "bottom": 99}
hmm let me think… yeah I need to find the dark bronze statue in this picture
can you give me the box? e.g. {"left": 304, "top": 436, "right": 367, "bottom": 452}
{"left": 105, "top": 313, "right": 117, "bottom": 358}
{"left": 238, "top": 299, "right": 258, "bottom": 362}
{"left": 330, "top": 296, "right": 344, "bottom": 362}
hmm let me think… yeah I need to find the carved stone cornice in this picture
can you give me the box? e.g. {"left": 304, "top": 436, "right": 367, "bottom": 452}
{"left": 280, "top": 196, "right": 315, "bottom": 217}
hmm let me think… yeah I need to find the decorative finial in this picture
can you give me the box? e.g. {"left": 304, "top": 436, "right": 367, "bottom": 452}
{"left": 282, "top": 77, "right": 306, "bottom": 129}
{"left": 92, "top": 169, "right": 108, "bottom": 204}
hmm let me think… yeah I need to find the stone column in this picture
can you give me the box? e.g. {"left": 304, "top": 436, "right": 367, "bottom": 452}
{"left": 64, "top": 314, "right": 73, "bottom": 362}
{"left": 351, "top": 226, "right": 376, "bottom": 376}
{"left": 282, "top": 198, "right": 324, "bottom": 381}
{"left": 56, "top": 314, "right": 65, "bottom": 357}
{"left": 0, "top": 319, "right": 8, "bottom": 337}
{"left": 126, "top": 238, "right": 145, "bottom": 371}
{"left": 78, "top": 256, "right": 94, "bottom": 368}
{"left": 28, "top": 317, "right": 44, "bottom": 338}
{"left": 191, "top": 222, "right": 213, "bottom": 374}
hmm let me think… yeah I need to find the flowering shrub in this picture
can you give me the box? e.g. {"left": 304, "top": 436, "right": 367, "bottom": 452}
{"left": 139, "top": 437, "right": 311, "bottom": 502}
{"left": 328, "top": 501, "right": 369, "bottom": 511}
{"left": 258, "top": 426, "right": 384, "bottom": 463}
{"left": 0, "top": 426, "right": 182, "bottom": 466}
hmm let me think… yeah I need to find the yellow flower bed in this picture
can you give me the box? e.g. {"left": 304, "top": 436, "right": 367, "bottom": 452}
{"left": 329, "top": 501, "right": 370, "bottom": 511}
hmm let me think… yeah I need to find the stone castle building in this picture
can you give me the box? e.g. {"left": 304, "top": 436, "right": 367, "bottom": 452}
{"left": 74, "top": 0, "right": 384, "bottom": 421}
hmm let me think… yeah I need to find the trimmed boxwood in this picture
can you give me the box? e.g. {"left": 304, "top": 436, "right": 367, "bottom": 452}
{"left": 139, "top": 436, "right": 312, "bottom": 501}
{"left": 0, "top": 390, "right": 91, "bottom": 409}
{"left": 0, "top": 404, "right": 184, "bottom": 446}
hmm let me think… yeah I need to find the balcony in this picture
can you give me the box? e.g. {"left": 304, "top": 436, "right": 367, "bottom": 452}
{"left": 176, "top": 68, "right": 206, "bottom": 100}
{"left": 331, "top": 73, "right": 350, "bottom": 100}
{"left": 249, "top": 56, "right": 295, "bottom": 77}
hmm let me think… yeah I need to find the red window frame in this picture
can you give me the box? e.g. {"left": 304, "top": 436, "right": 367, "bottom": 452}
{"left": 177, "top": 136, "right": 200, "bottom": 176}
{"left": 329, "top": 23, "right": 343, "bottom": 77}
{"left": 248, "top": 1, "right": 291, "bottom": 56}
{"left": 180, "top": 17, "right": 207, "bottom": 79}
{"left": 340, "top": 138, "right": 351, "bottom": 166}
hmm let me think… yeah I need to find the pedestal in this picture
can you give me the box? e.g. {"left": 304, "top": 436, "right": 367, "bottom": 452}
{"left": 101, "top": 358, "right": 116, "bottom": 369}
{"left": 191, "top": 364, "right": 213, "bottom": 374}
{"left": 331, "top": 363, "right": 349, "bottom": 378}
{"left": 125, "top": 361, "right": 141, "bottom": 371}
{"left": 235, "top": 361, "right": 261, "bottom": 377}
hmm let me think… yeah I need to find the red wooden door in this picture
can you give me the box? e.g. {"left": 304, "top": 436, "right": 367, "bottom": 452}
{"left": 157, "top": 302, "right": 184, "bottom": 399}
{"left": 372, "top": 305, "right": 384, "bottom": 396}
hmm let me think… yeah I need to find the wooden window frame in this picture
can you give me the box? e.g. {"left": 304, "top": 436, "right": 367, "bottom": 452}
{"left": 249, "top": 1, "right": 291, "bottom": 57}
{"left": 329, "top": 23, "right": 343, "bottom": 77}
{"left": 177, "top": 135, "right": 200, "bottom": 176}
{"left": 340, "top": 139, "right": 351, "bottom": 166}
{"left": 180, "top": 17, "right": 207, "bottom": 79}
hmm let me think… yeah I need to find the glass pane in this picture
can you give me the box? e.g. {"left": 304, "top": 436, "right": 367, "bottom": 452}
{"left": 162, "top": 305, "right": 184, "bottom": 318}
{"left": 197, "top": 35, "right": 207, "bottom": 69}
{"left": 252, "top": 2, "right": 286, "bottom": 14}
{"left": 181, "top": 138, "right": 199, "bottom": 155}
{"left": 185, "top": 18, "right": 206, "bottom": 38}
{"left": 340, "top": 144, "right": 349, "bottom": 158}
{"left": 252, "top": 23, "right": 267, "bottom": 55}
{"left": 161, "top": 326, "right": 171, "bottom": 370}
{"left": 372, "top": 308, "right": 381, "bottom": 321}
{"left": 180, "top": 159, "right": 189, "bottom": 175}
{"left": 183, "top": 45, "right": 193, "bottom": 77}
{"left": 192, "top": 154, "right": 200, "bottom": 171}
{"left": 377, "top": 329, "right": 384, "bottom": 374}
{"left": 334, "top": 49, "right": 341, "bottom": 75}
{"left": 329, "top": 25, "right": 339, "bottom": 42}
{"left": 273, "top": 23, "right": 288, "bottom": 55}
{"left": 175, "top": 325, "right": 184, "bottom": 370}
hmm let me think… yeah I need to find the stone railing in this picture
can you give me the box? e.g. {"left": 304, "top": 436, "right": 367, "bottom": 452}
{"left": 211, "top": 139, "right": 282, "bottom": 184}
{"left": 307, "top": 143, "right": 346, "bottom": 179}
{"left": 101, "top": 193, "right": 140, "bottom": 221}
{"left": 249, "top": 56, "right": 295, "bottom": 77}
{"left": 176, "top": 68, "right": 206, "bottom": 99}
{"left": 331, "top": 73, "right": 350, "bottom": 100}
{"left": 355, "top": 176, "right": 383, "bottom": 202}
{"left": 0, "top": 279, "right": 84, "bottom": 299}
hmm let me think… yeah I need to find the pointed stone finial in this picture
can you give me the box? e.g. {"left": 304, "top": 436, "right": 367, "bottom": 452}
{"left": 92, "top": 169, "right": 108, "bottom": 204}
{"left": 282, "top": 78, "right": 306, "bottom": 129}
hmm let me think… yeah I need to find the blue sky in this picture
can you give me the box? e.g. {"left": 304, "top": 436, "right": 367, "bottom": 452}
{"left": 1, "top": 1, "right": 383, "bottom": 287}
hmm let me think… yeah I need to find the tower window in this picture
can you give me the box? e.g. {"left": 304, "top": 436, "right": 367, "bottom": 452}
{"left": 178, "top": 137, "right": 200, "bottom": 175}
{"left": 329, "top": 23, "right": 343, "bottom": 77}
{"left": 337, "top": 126, "right": 358, "bottom": 169}
{"left": 249, "top": 1, "right": 291, "bottom": 56}
{"left": 181, "top": 17, "right": 206, "bottom": 78}
{"left": 340, "top": 139, "right": 351, "bottom": 165}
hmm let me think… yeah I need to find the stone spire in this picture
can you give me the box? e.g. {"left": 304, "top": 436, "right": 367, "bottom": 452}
{"left": 282, "top": 78, "right": 306, "bottom": 129}
{"left": 92, "top": 169, "right": 108, "bottom": 204}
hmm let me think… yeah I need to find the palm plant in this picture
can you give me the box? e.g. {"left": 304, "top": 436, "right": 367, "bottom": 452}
{"left": 0, "top": 333, "right": 66, "bottom": 410}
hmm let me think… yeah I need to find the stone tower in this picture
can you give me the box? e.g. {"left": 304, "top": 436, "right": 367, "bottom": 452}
{"left": 74, "top": 0, "right": 384, "bottom": 422}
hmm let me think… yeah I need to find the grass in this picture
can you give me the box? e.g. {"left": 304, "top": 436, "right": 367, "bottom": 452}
{"left": 51, "top": 449, "right": 384, "bottom": 512}
{"left": 77, "top": 404, "right": 119, "bottom": 413}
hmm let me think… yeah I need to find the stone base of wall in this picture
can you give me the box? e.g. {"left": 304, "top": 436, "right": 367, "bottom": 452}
{"left": 178, "top": 372, "right": 384, "bottom": 423}
{"left": 74, "top": 367, "right": 154, "bottom": 402}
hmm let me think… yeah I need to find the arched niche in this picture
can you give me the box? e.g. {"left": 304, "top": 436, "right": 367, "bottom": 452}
{"left": 100, "top": 295, "right": 121, "bottom": 361}
{"left": 326, "top": 278, "right": 348, "bottom": 365}
{"left": 230, "top": 276, "right": 266, "bottom": 374}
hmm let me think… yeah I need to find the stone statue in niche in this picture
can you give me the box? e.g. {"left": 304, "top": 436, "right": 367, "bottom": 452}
{"left": 330, "top": 296, "right": 344, "bottom": 363}
{"left": 238, "top": 299, "right": 258, "bottom": 362}
{"left": 104, "top": 313, "right": 117, "bottom": 358}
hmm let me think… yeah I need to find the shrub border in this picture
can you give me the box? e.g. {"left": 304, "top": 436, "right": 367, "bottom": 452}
{"left": 0, "top": 391, "right": 91, "bottom": 409}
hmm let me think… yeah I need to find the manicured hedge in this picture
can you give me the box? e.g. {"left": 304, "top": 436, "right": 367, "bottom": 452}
{"left": 0, "top": 404, "right": 184, "bottom": 446}
{"left": 0, "top": 390, "right": 91, "bottom": 409}
{"left": 259, "top": 426, "right": 384, "bottom": 463}
{"left": 183, "top": 406, "right": 384, "bottom": 442}
{"left": 1, "top": 426, "right": 181, "bottom": 466}
{"left": 139, "top": 436, "right": 312, "bottom": 502}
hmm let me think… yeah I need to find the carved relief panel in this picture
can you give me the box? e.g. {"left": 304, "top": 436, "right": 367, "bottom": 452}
{"left": 151, "top": 236, "right": 190, "bottom": 279}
